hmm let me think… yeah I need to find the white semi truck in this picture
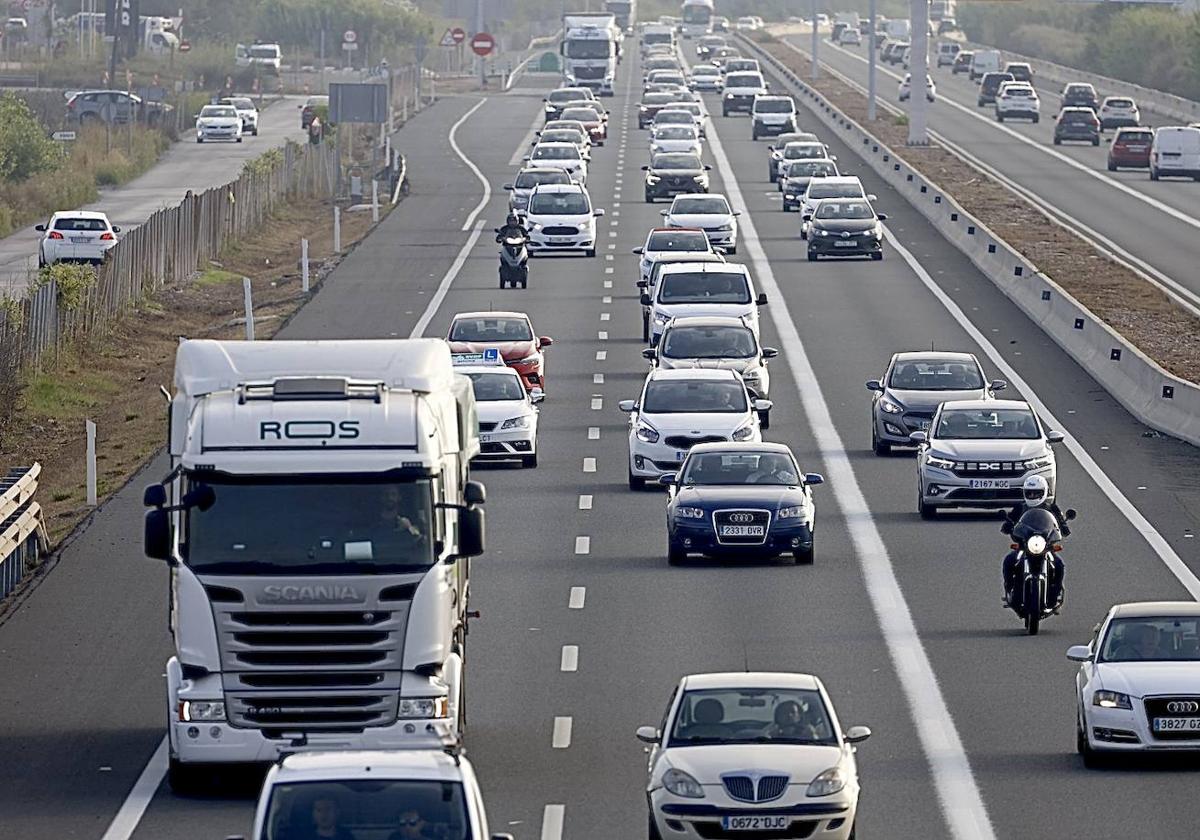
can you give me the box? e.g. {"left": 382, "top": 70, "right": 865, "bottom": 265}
{"left": 680, "top": 0, "right": 714, "bottom": 39}
{"left": 142, "top": 339, "right": 487, "bottom": 792}
{"left": 562, "top": 13, "right": 621, "bottom": 96}
{"left": 604, "top": 0, "right": 637, "bottom": 33}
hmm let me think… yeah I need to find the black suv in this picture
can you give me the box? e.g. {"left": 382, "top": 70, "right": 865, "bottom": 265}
{"left": 1054, "top": 107, "right": 1101, "bottom": 146}
{"left": 1004, "top": 62, "right": 1034, "bottom": 83}
{"left": 1062, "top": 83, "right": 1099, "bottom": 111}
{"left": 977, "top": 72, "right": 1014, "bottom": 107}
{"left": 643, "top": 152, "right": 711, "bottom": 202}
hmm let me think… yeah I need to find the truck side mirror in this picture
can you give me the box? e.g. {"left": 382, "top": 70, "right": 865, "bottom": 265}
{"left": 457, "top": 506, "right": 485, "bottom": 558}
{"left": 144, "top": 484, "right": 167, "bottom": 507}
{"left": 464, "top": 480, "right": 487, "bottom": 506}
{"left": 144, "top": 508, "right": 171, "bottom": 561}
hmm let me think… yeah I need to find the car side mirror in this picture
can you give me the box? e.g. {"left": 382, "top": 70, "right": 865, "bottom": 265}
{"left": 704, "top": 164, "right": 712, "bottom": 170}
{"left": 1046, "top": 430, "right": 1065, "bottom": 444}
{"left": 594, "top": 208, "right": 605, "bottom": 216}
{"left": 112, "top": 226, "right": 121, "bottom": 233}
{"left": 635, "top": 725, "right": 660, "bottom": 743}
{"left": 804, "top": 473, "right": 824, "bottom": 486}
{"left": 143, "top": 484, "right": 167, "bottom": 507}
{"left": 618, "top": 399, "right": 638, "bottom": 412}
{"left": 989, "top": 379, "right": 1007, "bottom": 391}
{"left": 538, "top": 336, "right": 554, "bottom": 348}
{"left": 522, "top": 155, "right": 531, "bottom": 161}
{"left": 1066, "top": 645, "right": 1092, "bottom": 663}
{"left": 636, "top": 280, "right": 648, "bottom": 289}
{"left": 660, "top": 209, "right": 669, "bottom": 216}
{"left": 642, "top": 348, "right": 657, "bottom": 360}
{"left": 640, "top": 293, "right": 652, "bottom": 306}
{"left": 844, "top": 725, "right": 871, "bottom": 744}
{"left": 830, "top": 155, "right": 838, "bottom": 161}
{"left": 502, "top": 183, "right": 513, "bottom": 190}
{"left": 35, "top": 224, "right": 46, "bottom": 231}
{"left": 641, "top": 165, "right": 650, "bottom": 171}
{"left": 865, "top": 379, "right": 883, "bottom": 392}
{"left": 909, "top": 431, "right": 928, "bottom": 443}
{"left": 657, "top": 473, "right": 677, "bottom": 486}
{"left": 530, "top": 387, "right": 546, "bottom": 404}
{"left": 756, "top": 292, "right": 768, "bottom": 306}
{"left": 762, "top": 347, "right": 779, "bottom": 359}
{"left": 802, "top": 213, "right": 812, "bottom": 222}
{"left": 632, "top": 246, "right": 645, "bottom": 254}
{"left": 753, "top": 399, "right": 773, "bottom": 413}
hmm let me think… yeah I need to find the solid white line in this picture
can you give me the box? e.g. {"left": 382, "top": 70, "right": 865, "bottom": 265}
{"left": 885, "top": 231, "right": 1200, "bottom": 598}
{"left": 560, "top": 645, "right": 579, "bottom": 672}
{"left": 569, "top": 586, "right": 586, "bottom": 609}
{"left": 449, "top": 98, "right": 491, "bottom": 232}
{"left": 588, "top": 426, "right": 600, "bottom": 439}
{"left": 579, "top": 494, "right": 593, "bottom": 509}
{"left": 706, "top": 107, "right": 997, "bottom": 840}
{"left": 98, "top": 737, "right": 169, "bottom": 840}
{"left": 410, "top": 221, "right": 486, "bottom": 338}
{"left": 552, "top": 716, "right": 573, "bottom": 748}
{"left": 583, "top": 457, "right": 597, "bottom": 473}
{"left": 574, "top": 536, "right": 590, "bottom": 554}
{"left": 541, "top": 804, "right": 565, "bottom": 840}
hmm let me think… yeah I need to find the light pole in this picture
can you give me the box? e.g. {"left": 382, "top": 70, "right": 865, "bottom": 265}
{"left": 810, "top": 0, "right": 819, "bottom": 81}
{"left": 477, "top": 0, "right": 486, "bottom": 87}
{"left": 907, "top": 0, "right": 930, "bottom": 145}
{"left": 868, "top": 0, "right": 877, "bottom": 121}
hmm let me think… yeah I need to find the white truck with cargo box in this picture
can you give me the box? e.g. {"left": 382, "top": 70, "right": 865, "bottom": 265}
{"left": 142, "top": 339, "right": 487, "bottom": 792}
{"left": 562, "top": 13, "right": 621, "bottom": 96}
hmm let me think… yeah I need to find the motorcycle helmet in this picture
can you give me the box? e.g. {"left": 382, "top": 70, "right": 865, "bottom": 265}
{"left": 506, "top": 212, "right": 521, "bottom": 227}
{"left": 1022, "top": 475, "right": 1048, "bottom": 508}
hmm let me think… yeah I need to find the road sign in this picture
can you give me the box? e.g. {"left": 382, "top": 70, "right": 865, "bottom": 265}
{"left": 451, "top": 27, "right": 466, "bottom": 44}
{"left": 471, "top": 32, "right": 495, "bottom": 57}
{"left": 343, "top": 30, "right": 357, "bottom": 44}
{"left": 51, "top": 130, "right": 77, "bottom": 142}
{"left": 439, "top": 28, "right": 456, "bottom": 47}
{"left": 342, "top": 41, "right": 358, "bottom": 51}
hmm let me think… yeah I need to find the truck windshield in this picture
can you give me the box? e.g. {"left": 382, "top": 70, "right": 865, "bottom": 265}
{"left": 263, "top": 779, "right": 470, "bottom": 840}
{"left": 184, "top": 475, "right": 436, "bottom": 575}
{"left": 565, "top": 40, "right": 613, "bottom": 59}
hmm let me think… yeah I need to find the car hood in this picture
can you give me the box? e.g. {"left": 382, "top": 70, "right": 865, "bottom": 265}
{"left": 641, "top": 411, "right": 751, "bottom": 435}
{"left": 725, "top": 85, "right": 767, "bottom": 94}
{"left": 650, "top": 167, "right": 706, "bottom": 177}
{"left": 447, "top": 340, "right": 536, "bottom": 362}
{"left": 477, "top": 399, "right": 532, "bottom": 423}
{"left": 659, "top": 357, "right": 755, "bottom": 373}
{"left": 675, "top": 484, "right": 804, "bottom": 508}
{"left": 667, "top": 213, "right": 734, "bottom": 229}
{"left": 1095, "top": 662, "right": 1200, "bottom": 697}
{"left": 529, "top": 213, "right": 593, "bottom": 226}
{"left": 929, "top": 439, "right": 1047, "bottom": 460}
{"left": 198, "top": 117, "right": 239, "bottom": 126}
{"left": 811, "top": 219, "right": 879, "bottom": 234}
{"left": 655, "top": 302, "right": 756, "bottom": 321}
{"left": 885, "top": 388, "right": 987, "bottom": 411}
{"left": 664, "top": 744, "right": 842, "bottom": 785}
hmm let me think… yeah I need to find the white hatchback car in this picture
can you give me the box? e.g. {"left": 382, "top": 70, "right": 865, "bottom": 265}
{"left": 633, "top": 227, "right": 716, "bottom": 285}
{"left": 651, "top": 124, "right": 703, "bottom": 156}
{"left": 662, "top": 193, "right": 740, "bottom": 253}
{"left": 195, "top": 104, "right": 243, "bottom": 143}
{"left": 644, "top": 262, "right": 767, "bottom": 346}
{"left": 36, "top": 211, "right": 120, "bottom": 267}
{"left": 524, "top": 183, "right": 604, "bottom": 257}
{"left": 621, "top": 368, "right": 767, "bottom": 488}
{"left": 995, "top": 82, "right": 1040, "bottom": 123}
{"left": 637, "top": 672, "right": 870, "bottom": 840}
{"left": 218, "top": 96, "right": 259, "bottom": 135}
{"left": 525, "top": 141, "right": 589, "bottom": 184}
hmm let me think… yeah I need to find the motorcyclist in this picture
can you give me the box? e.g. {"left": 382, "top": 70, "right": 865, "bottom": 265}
{"left": 495, "top": 212, "right": 528, "bottom": 245}
{"left": 1000, "top": 475, "right": 1073, "bottom": 610}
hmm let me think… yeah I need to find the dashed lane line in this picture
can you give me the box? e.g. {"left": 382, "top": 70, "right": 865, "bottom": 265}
{"left": 569, "top": 587, "right": 586, "bottom": 609}
{"left": 560, "top": 646, "right": 579, "bottom": 672}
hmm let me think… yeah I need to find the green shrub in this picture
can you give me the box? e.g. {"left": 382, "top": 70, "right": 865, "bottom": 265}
{"left": 0, "top": 92, "right": 58, "bottom": 182}
{"left": 32, "top": 262, "right": 98, "bottom": 311}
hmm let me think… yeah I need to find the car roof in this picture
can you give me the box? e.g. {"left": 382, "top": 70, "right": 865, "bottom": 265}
{"left": 534, "top": 142, "right": 579, "bottom": 149}
{"left": 689, "top": 441, "right": 794, "bottom": 456}
{"left": 808, "top": 176, "right": 863, "bottom": 186}
{"left": 50, "top": 210, "right": 110, "bottom": 220}
{"left": 670, "top": 192, "right": 727, "bottom": 202}
{"left": 939, "top": 398, "right": 1030, "bottom": 411}
{"left": 518, "top": 166, "right": 570, "bottom": 175}
{"left": 658, "top": 262, "right": 748, "bottom": 276}
{"left": 648, "top": 367, "right": 741, "bottom": 382}
{"left": 457, "top": 364, "right": 521, "bottom": 378}
{"left": 892, "top": 351, "right": 978, "bottom": 364}
{"left": 754, "top": 95, "right": 791, "bottom": 101}
{"left": 277, "top": 750, "right": 464, "bottom": 782}
{"left": 452, "top": 310, "right": 530, "bottom": 321}
{"left": 681, "top": 672, "right": 822, "bottom": 691}
{"left": 1110, "top": 602, "right": 1200, "bottom": 619}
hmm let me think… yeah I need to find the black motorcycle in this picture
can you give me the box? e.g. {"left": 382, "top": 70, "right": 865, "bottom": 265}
{"left": 1003, "top": 507, "right": 1074, "bottom": 635}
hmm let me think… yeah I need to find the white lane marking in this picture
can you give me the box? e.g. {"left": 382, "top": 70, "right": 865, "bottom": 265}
{"left": 885, "top": 231, "right": 1200, "bottom": 597}
{"left": 97, "top": 737, "right": 168, "bottom": 840}
{"left": 604, "top": 280, "right": 613, "bottom": 288}
{"left": 588, "top": 426, "right": 600, "bottom": 439}
{"left": 600, "top": 313, "right": 611, "bottom": 321}
{"left": 449, "top": 98, "right": 491, "bottom": 231}
{"left": 706, "top": 110, "right": 997, "bottom": 840}
{"left": 552, "top": 716, "right": 573, "bottom": 748}
{"left": 569, "top": 587, "right": 586, "bottom": 609}
{"left": 591, "top": 396, "right": 603, "bottom": 409}
{"left": 583, "top": 457, "right": 597, "bottom": 473}
{"left": 598, "top": 330, "right": 609, "bottom": 340}
{"left": 605, "top": 254, "right": 614, "bottom": 260}
{"left": 613, "top": 201, "right": 620, "bottom": 208}
{"left": 541, "top": 804, "right": 565, "bottom": 840}
{"left": 410, "top": 221, "right": 486, "bottom": 338}
{"left": 560, "top": 645, "right": 579, "bottom": 672}
{"left": 594, "top": 373, "right": 605, "bottom": 383}
{"left": 605, "top": 267, "right": 614, "bottom": 274}
{"left": 602, "top": 295, "right": 613, "bottom": 303}
{"left": 612, "top": 210, "right": 621, "bottom": 217}
{"left": 579, "top": 494, "right": 593, "bottom": 510}
{"left": 609, "top": 231, "right": 619, "bottom": 237}
{"left": 596, "top": 350, "right": 607, "bottom": 361}
{"left": 574, "top": 536, "right": 590, "bottom": 554}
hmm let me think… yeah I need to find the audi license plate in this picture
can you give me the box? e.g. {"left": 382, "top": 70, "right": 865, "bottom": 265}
{"left": 721, "top": 816, "right": 789, "bottom": 831}
{"left": 833, "top": 240, "right": 857, "bottom": 248}
{"left": 968, "top": 478, "right": 1010, "bottom": 489}
{"left": 479, "top": 434, "right": 493, "bottom": 443}
{"left": 720, "top": 525, "right": 765, "bottom": 537}
{"left": 1153, "top": 717, "right": 1200, "bottom": 732}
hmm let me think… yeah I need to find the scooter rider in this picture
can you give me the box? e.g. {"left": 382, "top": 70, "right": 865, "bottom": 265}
{"left": 1000, "top": 475, "right": 1073, "bottom": 609}
{"left": 496, "top": 212, "right": 528, "bottom": 245}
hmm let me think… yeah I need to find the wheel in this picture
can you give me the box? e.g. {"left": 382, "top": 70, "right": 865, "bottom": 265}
{"left": 769, "top": 167, "right": 778, "bottom": 183}
{"left": 499, "top": 277, "right": 506, "bottom": 288}
{"left": 871, "top": 252, "right": 883, "bottom": 261}
{"left": 196, "top": 137, "right": 203, "bottom": 143}
{"left": 167, "top": 757, "right": 208, "bottom": 795}
{"left": 1107, "top": 162, "right": 1117, "bottom": 172}
{"left": 1092, "top": 138, "right": 1099, "bottom": 147}
{"left": 872, "top": 426, "right": 891, "bottom": 456}
{"left": 1053, "top": 137, "right": 1062, "bottom": 145}
{"left": 807, "top": 251, "right": 817, "bottom": 262}
{"left": 1026, "top": 609, "right": 1041, "bottom": 635}
{"left": 997, "top": 113, "right": 1004, "bottom": 122}
{"left": 1150, "top": 168, "right": 1159, "bottom": 181}
{"left": 782, "top": 203, "right": 792, "bottom": 212}
{"left": 752, "top": 126, "right": 759, "bottom": 140}
{"left": 800, "top": 229, "right": 808, "bottom": 240}
{"left": 722, "top": 107, "right": 729, "bottom": 117}
{"left": 795, "top": 542, "right": 814, "bottom": 565}
{"left": 522, "top": 452, "right": 538, "bottom": 468}
{"left": 667, "top": 540, "right": 687, "bottom": 566}
{"left": 918, "top": 485, "right": 936, "bottom": 520}
{"left": 253, "top": 127, "right": 259, "bottom": 136}
{"left": 645, "top": 191, "right": 654, "bottom": 203}
{"left": 1032, "top": 115, "right": 1039, "bottom": 124}
{"left": 1078, "top": 712, "right": 1104, "bottom": 768}
{"left": 628, "top": 469, "right": 646, "bottom": 491}
{"left": 520, "top": 279, "right": 527, "bottom": 288}
{"left": 649, "top": 812, "right": 665, "bottom": 840}
{"left": 642, "top": 311, "right": 650, "bottom": 343}
{"left": 236, "top": 136, "right": 243, "bottom": 143}
{"left": 585, "top": 248, "right": 596, "bottom": 257}
{"left": 725, "top": 245, "right": 736, "bottom": 255}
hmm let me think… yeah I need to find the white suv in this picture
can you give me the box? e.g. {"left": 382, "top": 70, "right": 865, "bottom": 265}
{"left": 643, "top": 262, "right": 767, "bottom": 346}
{"left": 525, "top": 183, "right": 604, "bottom": 257}
{"left": 722, "top": 71, "right": 768, "bottom": 116}
{"left": 524, "top": 141, "right": 588, "bottom": 184}
{"left": 995, "top": 82, "right": 1040, "bottom": 123}
{"left": 751, "top": 95, "right": 797, "bottom": 140}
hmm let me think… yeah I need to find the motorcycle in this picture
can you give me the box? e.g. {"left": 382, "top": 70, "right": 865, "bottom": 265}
{"left": 1003, "top": 506, "right": 1075, "bottom": 635}
{"left": 497, "top": 231, "right": 529, "bottom": 289}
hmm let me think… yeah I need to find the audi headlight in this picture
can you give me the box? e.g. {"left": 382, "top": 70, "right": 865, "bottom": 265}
{"left": 1093, "top": 690, "right": 1132, "bottom": 710}
{"left": 674, "top": 506, "right": 706, "bottom": 520}
{"left": 879, "top": 397, "right": 903, "bottom": 415}
{"left": 926, "top": 455, "right": 955, "bottom": 471}
{"left": 731, "top": 424, "right": 755, "bottom": 442}
{"left": 1023, "top": 454, "right": 1053, "bottom": 470}
{"left": 662, "top": 768, "right": 705, "bottom": 798}
{"left": 500, "top": 415, "right": 530, "bottom": 430}
{"left": 636, "top": 424, "right": 660, "bottom": 443}
{"left": 806, "top": 766, "right": 846, "bottom": 797}
{"left": 399, "top": 697, "right": 449, "bottom": 719}
{"left": 778, "top": 505, "right": 806, "bottom": 519}
{"left": 179, "top": 700, "right": 226, "bottom": 722}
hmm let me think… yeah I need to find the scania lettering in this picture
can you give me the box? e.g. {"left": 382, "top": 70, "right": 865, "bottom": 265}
{"left": 142, "top": 339, "right": 487, "bottom": 793}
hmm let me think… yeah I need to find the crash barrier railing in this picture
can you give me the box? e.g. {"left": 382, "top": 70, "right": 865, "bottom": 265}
{"left": 737, "top": 34, "right": 1200, "bottom": 447}
{"left": 0, "top": 464, "right": 48, "bottom": 602}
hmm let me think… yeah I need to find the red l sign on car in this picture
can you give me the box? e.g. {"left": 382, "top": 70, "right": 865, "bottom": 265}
{"left": 471, "top": 32, "right": 495, "bottom": 57}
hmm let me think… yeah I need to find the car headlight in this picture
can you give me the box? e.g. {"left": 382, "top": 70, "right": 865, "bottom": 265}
{"left": 513, "top": 354, "right": 540, "bottom": 366}
{"left": 926, "top": 454, "right": 955, "bottom": 471}
{"left": 179, "top": 700, "right": 226, "bottom": 722}
{"left": 725, "top": 93, "right": 735, "bottom": 99}
{"left": 1092, "top": 690, "right": 1132, "bottom": 710}
{"left": 1023, "top": 454, "right": 1053, "bottom": 470}
{"left": 527, "top": 221, "right": 542, "bottom": 231}
{"left": 500, "top": 415, "right": 530, "bottom": 430}
{"left": 731, "top": 424, "right": 755, "bottom": 442}
{"left": 674, "top": 506, "right": 706, "bottom": 520}
{"left": 693, "top": 174, "right": 708, "bottom": 182}
{"left": 816, "top": 229, "right": 831, "bottom": 237}
{"left": 778, "top": 505, "right": 806, "bottom": 519}
{"left": 869, "top": 224, "right": 884, "bottom": 239}
{"left": 662, "top": 768, "right": 705, "bottom": 798}
{"left": 741, "top": 368, "right": 760, "bottom": 382}
{"left": 806, "top": 766, "right": 846, "bottom": 797}
{"left": 398, "top": 697, "right": 449, "bottom": 719}
{"left": 879, "top": 397, "right": 903, "bottom": 414}
{"left": 646, "top": 174, "right": 661, "bottom": 184}
{"left": 636, "top": 423, "right": 660, "bottom": 444}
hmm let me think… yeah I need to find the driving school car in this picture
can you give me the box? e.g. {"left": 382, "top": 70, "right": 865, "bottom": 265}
{"left": 453, "top": 352, "right": 542, "bottom": 468}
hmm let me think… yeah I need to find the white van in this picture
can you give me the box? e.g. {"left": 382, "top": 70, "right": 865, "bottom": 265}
{"left": 969, "top": 49, "right": 1001, "bottom": 82}
{"left": 936, "top": 41, "right": 960, "bottom": 67}
{"left": 1150, "top": 126, "right": 1200, "bottom": 181}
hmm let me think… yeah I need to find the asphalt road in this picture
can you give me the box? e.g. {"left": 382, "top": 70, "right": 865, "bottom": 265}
{"left": 795, "top": 34, "right": 1200, "bottom": 310}
{"left": 2, "top": 48, "right": 1200, "bottom": 840}
{"left": 0, "top": 95, "right": 308, "bottom": 297}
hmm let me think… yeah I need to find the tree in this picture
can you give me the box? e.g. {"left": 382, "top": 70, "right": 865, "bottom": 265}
{"left": 0, "top": 93, "right": 57, "bottom": 184}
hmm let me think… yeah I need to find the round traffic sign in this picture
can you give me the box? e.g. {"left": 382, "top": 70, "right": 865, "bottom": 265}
{"left": 343, "top": 29, "right": 357, "bottom": 43}
{"left": 451, "top": 27, "right": 466, "bottom": 44}
{"left": 470, "top": 32, "right": 495, "bottom": 57}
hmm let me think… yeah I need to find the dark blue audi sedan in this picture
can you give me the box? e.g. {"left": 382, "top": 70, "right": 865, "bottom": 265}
{"left": 660, "top": 442, "right": 823, "bottom": 566}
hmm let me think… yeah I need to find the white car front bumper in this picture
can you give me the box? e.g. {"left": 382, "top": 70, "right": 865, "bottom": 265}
{"left": 1082, "top": 695, "right": 1200, "bottom": 753}
{"left": 476, "top": 422, "right": 538, "bottom": 459}
{"left": 528, "top": 225, "right": 596, "bottom": 253}
{"left": 649, "top": 787, "right": 857, "bottom": 840}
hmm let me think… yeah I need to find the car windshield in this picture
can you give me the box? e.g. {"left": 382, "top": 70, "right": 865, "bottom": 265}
{"left": 449, "top": 317, "right": 533, "bottom": 342}
{"left": 808, "top": 183, "right": 864, "bottom": 200}
{"left": 515, "top": 170, "right": 570, "bottom": 189}
{"left": 653, "top": 153, "right": 702, "bottom": 170}
{"left": 659, "top": 271, "right": 751, "bottom": 304}
{"left": 784, "top": 144, "right": 825, "bottom": 159}
{"left": 643, "top": 380, "right": 748, "bottom": 413}
{"left": 560, "top": 108, "right": 598, "bottom": 122}
{"left": 549, "top": 89, "right": 584, "bottom": 103}
{"left": 889, "top": 359, "right": 984, "bottom": 390}
{"left": 1117, "top": 131, "right": 1153, "bottom": 143}
{"left": 786, "top": 161, "right": 836, "bottom": 178}
{"left": 1067, "top": 85, "right": 1094, "bottom": 95}
{"left": 184, "top": 475, "right": 436, "bottom": 575}
{"left": 693, "top": 65, "right": 719, "bottom": 76}
{"left": 681, "top": 452, "right": 800, "bottom": 485}
{"left": 532, "top": 146, "right": 579, "bottom": 160}
{"left": 756, "top": 99, "right": 793, "bottom": 113}
{"left": 1100, "top": 617, "right": 1200, "bottom": 663}
{"left": 935, "top": 407, "right": 1040, "bottom": 439}
{"left": 541, "top": 130, "right": 583, "bottom": 144}
{"left": 467, "top": 372, "right": 526, "bottom": 402}
{"left": 655, "top": 111, "right": 693, "bottom": 125}
{"left": 201, "top": 106, "right": 237, "bottom": 118}
{"left": 656, "top": 126, "right": 697, "bottom": 140}
{"left": 672, "top": 197, "right": 730, "bottom": 214}
{"left": 529, "top": 191, "right": 590, "bottom": 215}
{"left": 53, "top": 217, "right": 108, "bottom": 231}
{"left": 644, "top": 93, "right": 676, "bottom": 105}
{"left": 815, "top": 201, "right": 873, "bottom": 220}
{"left": 663, "top": 325, "right": 756, "bottom": 359}
{"left": 263, "top": 780, "right": 470, "bottom": 840}
{"left": 647, "top": 231, "right": 710, "bottom": 251}
{"left": 668, "top": 687, "right": 837, "bottom": 746}
{"left": 725, "top": 73, "right": 763, "bottom": 87}
{"left": 224, "top": 98, "right": 254, "bottom": 109}
{"left": 248, "top": 45, "right": 279, "bottom": 58}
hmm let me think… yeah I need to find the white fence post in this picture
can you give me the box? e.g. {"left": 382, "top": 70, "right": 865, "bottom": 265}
{"left": 372, "top": 181, "right": 380, "bottom": 223}
{"left": 301, "top": 237, "right": 310, "bottom": 292}
{"left": 243, "top": 277, "right": 255, "bottom": 341}
{"left": 85, "top": 420, "right": 97, "bottom": 507}
{"left": 334, "top": 206, "right": 342, "bottom": 252}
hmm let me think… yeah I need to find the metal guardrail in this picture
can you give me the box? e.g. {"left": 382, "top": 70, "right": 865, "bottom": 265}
{"left": 0, "top": 464, "right": 48, "bottom": 601}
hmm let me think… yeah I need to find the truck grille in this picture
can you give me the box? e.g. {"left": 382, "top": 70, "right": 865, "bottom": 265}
{"left": 574, "top": 66, "right": 605, "bottom": 80}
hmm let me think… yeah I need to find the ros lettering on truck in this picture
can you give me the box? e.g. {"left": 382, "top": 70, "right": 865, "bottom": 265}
{"left": 258, "top": 420, "right": 361, "bottom": 440}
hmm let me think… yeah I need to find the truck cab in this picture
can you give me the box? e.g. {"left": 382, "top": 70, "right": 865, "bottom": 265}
{"left": 563, "top": 15, "right": 620, "bottom": 96}
{"left": 144, "top": 339, "right": 487, "bottom": 793}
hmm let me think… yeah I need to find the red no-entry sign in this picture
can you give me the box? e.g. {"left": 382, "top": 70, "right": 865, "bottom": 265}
{"left": 471, "top": 32, "right": 495, "bottom": 56}
{"left": 451, "top": 27, "right": 467, "bottom": 45}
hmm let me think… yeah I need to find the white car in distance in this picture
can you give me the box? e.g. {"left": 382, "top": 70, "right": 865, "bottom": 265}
{"left": 651, "top": 124, "right": 703, "bottom": 156}
{"left": 195, "top": 104, "right": 243, "bottom": 143}
{"left": 898, "top": 73, "right": 936, "bottom": 103}
{"left": 218, "top": 96, "right": 259, "bottom": 136}
{"left": 524, "top": 183, "right": 604, "bottom": 257}
{"left": 36, "top": 211, "right": 121, "bottom": 267}
{"left": 644, "top": 262, "right": 767, "bottom": 346}
{"left": 633, "top": 227, "right": 716, "bottom": 284}
{"left": 525, "top": 142, "right": 589, "bottom": 184}
{"left": 662, "top": 193, "right": 740, "bottom": 254}
{"left": 637, "top": 672, "right": 870, "bottom": 840}
{"left": 995, "top": 81, "right": 1040, "bottom": 123}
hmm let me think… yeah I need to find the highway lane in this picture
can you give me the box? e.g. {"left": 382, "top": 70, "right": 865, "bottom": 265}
{"left": 0, "top": 95, "right": 308, "bottom": 297}
{"left": 787, "top": 34, "right": 1200, "bottom": 308}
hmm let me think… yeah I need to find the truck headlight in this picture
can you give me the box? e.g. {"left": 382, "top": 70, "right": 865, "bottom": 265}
{"left": 674, "top": 506, "right": 705, "bottom": 519}
{"left": 806, "top": 767, "right": 846, "bottom": 797}
{"left": 778, "top": 505, "right": 806, "bottom": 519}
{"left": 1093, "top": 690, "right": 1132, "bottom": 710}
{"left": 500, "top": 416, "right": 530, "bottom": 430}
{"left": 399, "top": 697, "right": 449, "bottom": 719}
{"left": 662, "top": 768, "right": 705, "bottom": 798}
{"left": 179, "top": 700, "right": 226, "bottom": 722}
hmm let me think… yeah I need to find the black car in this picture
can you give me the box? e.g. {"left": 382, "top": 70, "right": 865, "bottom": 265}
{"left": 663, "top": 442, "right": 823, "bottom": 565}
{"left": 1062, "top": 82, "right": 1099, "bottom": 111}
{"left": 804, "top": 198, "right": 887, "bottom": 261}
{"left": 977, "top": 72, "right": 1014, "bottom": 107}
{"left": 1004, "top": 62, "right": 1034, "bottom": 83}
{"left": 1054, "top": 107, "right": 1100, "bottom": 146}
{"left": 544, "top": 86, "right": 594, "bottom": 122}
{"left": 781, "top": 159, "right": 839, "bottom": 212}
{"left": 643, "top": 152, "right": 711, "bottom": 202}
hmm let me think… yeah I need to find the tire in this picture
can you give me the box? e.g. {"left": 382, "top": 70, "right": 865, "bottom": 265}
{"left": 520, "top": 278, "right": 528, "bottom": 288}
{"left": 752, "top": 126, "right": 759, "bottom": 140}
{"left": 1092, "top": 138, "right": 1100, "bottom": 147}
{"left": 667, "top": 540, "right": 687, "bottom": 566}
{"left": 1053, "top": 137, "right": 1061, "bottom": 145}
{"left": 1032, "top": 115, "right": 1040, "bottom": 124}
{"left": 782, "top": 203, "right": 792, "bottom": 213}
{"left": 996, "top": 113, "right": 1004, "bottom": 123}
{"left": 807, "top": 251, "right": 817, "bottom": 262}
{"left": 872, "top": 426, "right": 891, "bottom": 456}
{"left": 918, "top": 485, "right": 936, "bottom": 520}
{"left": 1150, "top": 168, "right": 1159, "bottom": 181}
{"left": 795, "top": 542, "right": 814, "bottom": 565}
{"left": 1024, "top": 578, "right": 1043, "bottom": 635}
{"left": 236, "top": 136, "right": 243, "bottom": 143}
{"left": 1078, "top": 713, "right": 1104, "bottom": 768}
{"left": 499, "top": 276, "right": 506, "bottom": 288}
{"left": 726, "top": 245, "right": 736, "bottom": 255}
{"left": 722, "top": 106, "right": 729, "bottom": 117}
{"left": 585, "top": 248, "right": 596, "bottom": 257}
{"left": 871, "top": 252, "right": 883, "bottom": 261}
{"left": 253, "top": 127, "right": 259, "bottom": 136}
{"left": 642, "top": 311, "right": 650, "bottom": 343}
{"left": 769, "top": 167, "right": 778, "bottom": 183}
{"left": 628, "top": 469, "right": 646, "bottom": 491}
{"left": 196, "top": 137, "right": 203, "bottom": 144}
{"left": 1107, "top": 162, "right": 1117, "bottom": 172}
{"left": 522, "top": 452, "right": 538, "bottom": 468}
{"left": 649, "top": 812, "right": 665, "bottom": 840}
{"left": 645, "top": 191, "right": 654, "bottom": 203}
{"left": 167, "top": 757, "right": 208, "bottom": 795}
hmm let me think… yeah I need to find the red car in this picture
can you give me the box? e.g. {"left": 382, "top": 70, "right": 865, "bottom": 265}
{"left": 447, "top": 311, "right": 553, "bottom": 392}
{"left": 1107, "top": 127, "right": 1154, "bottom": 171}
{"left": 560, "top": 104, "right": 607, "bottom": 145}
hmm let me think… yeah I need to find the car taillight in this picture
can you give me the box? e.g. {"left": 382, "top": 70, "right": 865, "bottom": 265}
{"left": 100, "top": 232, "right": 115, "bottom": 240}
{"left": 47, "top": 231, "right": 64, "bottom": 239}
